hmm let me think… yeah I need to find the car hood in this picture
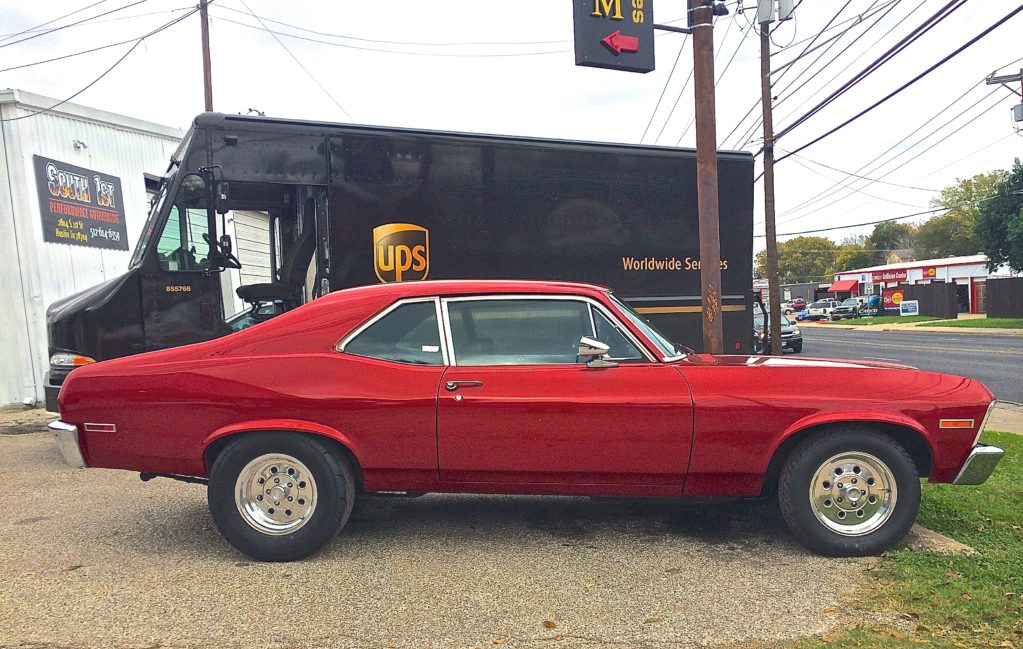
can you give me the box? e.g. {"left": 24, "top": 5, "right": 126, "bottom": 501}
{"left": 691, "top": 354, "right": 916, "bottom": 370}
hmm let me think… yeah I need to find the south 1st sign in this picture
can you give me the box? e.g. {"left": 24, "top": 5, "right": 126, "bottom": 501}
{"left": 33, "top": 155, "right": 128, "bottom": 250}
{"left": 574, "top": 0, "right": 655, "bottom": 73}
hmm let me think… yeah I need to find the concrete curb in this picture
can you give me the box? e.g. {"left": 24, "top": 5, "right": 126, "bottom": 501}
{"left": 904, "top": 524, "right": 976, "bottom": 555}
{"left": 800, "top": 322, "right": 1023, "bottom": 336}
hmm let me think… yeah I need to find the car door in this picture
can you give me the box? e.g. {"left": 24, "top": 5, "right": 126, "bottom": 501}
{"left": 436, "top": 296, "right": 694, "bottom": 489}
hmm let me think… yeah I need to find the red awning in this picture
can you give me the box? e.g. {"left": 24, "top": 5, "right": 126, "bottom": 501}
{"left": 828, "top": 279, "right": 860, "bottom": 292}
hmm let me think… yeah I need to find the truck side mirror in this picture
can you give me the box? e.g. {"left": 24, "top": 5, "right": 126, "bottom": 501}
{"left": 215, "top": 181, "right": 230, "bottom": 214}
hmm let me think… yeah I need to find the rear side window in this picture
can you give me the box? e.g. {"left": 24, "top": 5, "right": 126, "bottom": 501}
{"left": 344, "top": 301, "right": 443, "bottom": 365}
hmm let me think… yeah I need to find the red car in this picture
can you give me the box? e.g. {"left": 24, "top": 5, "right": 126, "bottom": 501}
{"left": 791, "top": 297, "right": 807, "bottom": 311}
{"left": 50, "top": 280, "right": 1003, "bottom": 561}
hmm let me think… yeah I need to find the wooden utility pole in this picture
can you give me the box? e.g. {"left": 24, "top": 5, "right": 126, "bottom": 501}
{"left": 760, "top": 20, "right": 782, "bottom": 355}
{"left": 690, "top": 0, "right": 724, "bottom": 354}
{"left": 199, "top": 0, "right": 213, "bottom": 112}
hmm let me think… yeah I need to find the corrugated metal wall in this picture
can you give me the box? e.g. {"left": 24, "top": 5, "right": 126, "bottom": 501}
{"left": 0, "top": 90, "right": 184, "bottom": 406}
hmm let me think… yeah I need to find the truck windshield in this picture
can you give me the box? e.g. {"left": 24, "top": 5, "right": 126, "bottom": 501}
{"left": 130, "top": 128, "right": 193, "bottom": 268}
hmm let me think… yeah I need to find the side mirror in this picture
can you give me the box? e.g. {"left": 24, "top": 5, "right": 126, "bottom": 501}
{"left": 578, "top": 336, "right": 617, "bottom": 368}
{"left": 215, "top": 181, "right": 231, "bottom": 214}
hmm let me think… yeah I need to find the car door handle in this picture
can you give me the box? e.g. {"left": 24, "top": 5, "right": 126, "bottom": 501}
{"left": 445, "top": 380, "right": 483, "bottom": 391}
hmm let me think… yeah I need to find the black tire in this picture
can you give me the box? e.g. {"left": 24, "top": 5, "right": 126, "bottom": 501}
{"left": 208, "top": 432, "right": 356, "bottom": 562}
{"left": 778, "top": 428, "right": 920, "bottom": 556}
{"left": 791, "top": 342, "right": 803, "bottom": 353}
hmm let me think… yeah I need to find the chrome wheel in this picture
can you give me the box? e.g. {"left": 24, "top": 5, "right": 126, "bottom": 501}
{"left": 809, "top": 452, "right": 897, "bottom": 536}
{"left": 235, "top": 453, "right": 318, "bottom": 535}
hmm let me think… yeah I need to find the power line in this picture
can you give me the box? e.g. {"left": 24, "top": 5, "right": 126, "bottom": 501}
{"left": 776, "top": 3, "right": 1022, "bottom": 162}
{"left": 211, "top": 13, "right": 570, "bottom": 57}
{"left": 774, "top": 0, "right": 968, "bottom": 143}
{"left": 0, "top": 9, "right": 193, "bottom": 73}
{"left": 0, "top": 6, "right": 192, "bottom": 39}
{"left": 774, "top": 86, "right": 1003, "bottom": 224}
{"left": 754, "top": 208, "right": 945, "bottom": 238}
{"left": 0, "top": 10, "right": 196, "bottom": 122}
{"left": 782, "top": 151, "right": 937, "bottom": 192}
{"left": 640, "top": 35, "right": 688, "bottom": 144}
{"left": 0, "top": 0, "right": 152, "bottom": 50}
{"left": 0, "top": 0, "right": 111, "bottom": 41}
{"left": 213, "top": 4, "right": 570, "bottom": 46}
{"left": 782, "top": 153, "right": 926, "bottom": 210}
{"left": 236, "top": 0, "right": 352, "bottom": 121}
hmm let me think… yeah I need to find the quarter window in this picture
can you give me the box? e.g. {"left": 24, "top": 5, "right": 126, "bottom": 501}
{"left": 344, "top": 301, "right": 443, "bottom": 365}
{"left": 592, "top": 307, "right": 644, "bottom": 360}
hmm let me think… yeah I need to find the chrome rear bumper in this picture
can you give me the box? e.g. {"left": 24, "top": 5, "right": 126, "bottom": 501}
{"left": 953, "top": 444, "right": 1004, "bottom": 485}
{"left": 48, "top": 420, "right": 85, "bottom": 469}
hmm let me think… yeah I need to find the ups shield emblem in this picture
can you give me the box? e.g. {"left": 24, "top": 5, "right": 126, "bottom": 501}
{"left": 373, "top": 223, "right": 429, "bottom": 283}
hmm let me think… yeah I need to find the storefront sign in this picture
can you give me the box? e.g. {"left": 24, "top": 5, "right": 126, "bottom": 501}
{"left": 883, "top": 288, "right": 905, "bottom": 312}
{"left": 871, "top": 269, "right": 908, "bottom": 282}
{"left": 33, "top": 155, "right": 128, "bottom": 250}
{"left": 921, "top": 266, "right": 937, "bottom": 278}
{"left": 573, "top": 0, "right": 655, "bottom": 73}
{"left": 899, "top": 299, "right": 919, "bottom": 316}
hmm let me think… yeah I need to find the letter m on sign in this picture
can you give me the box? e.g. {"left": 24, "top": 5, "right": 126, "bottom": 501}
{"left": 592, "top": 0, "right": 623, "bottom": 19}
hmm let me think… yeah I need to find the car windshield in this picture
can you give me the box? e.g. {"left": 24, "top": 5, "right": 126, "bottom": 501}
{"left": 608, "top": 293, "right": 688, "bottom": 359}
{"left": 754, "top": 313, "right": 791, "bottom": 327}
{"left": 842, "top": 298, "right": 860, "bottom": 306}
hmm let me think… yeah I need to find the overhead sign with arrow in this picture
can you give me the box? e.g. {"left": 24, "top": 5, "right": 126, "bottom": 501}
{"left": 574, "top": 0, "right": 655, "bottom": 73}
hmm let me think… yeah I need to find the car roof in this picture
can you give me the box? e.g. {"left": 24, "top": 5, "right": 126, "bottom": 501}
{"left": 316, "top": 279, "right": 610, "bottom": 305}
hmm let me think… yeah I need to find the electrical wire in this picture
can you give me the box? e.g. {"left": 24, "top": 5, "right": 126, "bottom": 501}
{"left": 236, "top": 0, "right": 353, "bottom": 121}
{"left": 0, "top": 0, "right": 111, "bottom": 42}
{"left": 0, "top": 9, "right": 194, "bottom": 73}
{"left": 0, "top": 0, "right": 152, "bottom": 50}
{"left": 782, "top": 151, "right": 937, "bottom": 192}
{"left": 775, "top": 5, "right": 1022, "bottom": 163}
{"left": 0, "top": 9, "right": 197, "bottom": 122}
{"left": 640, "top": 35, "right": 688, "bottom": 144}
{"left": 754, "top": 208, "right": 946, "bottom": 238}
{"left": 774, "top": 0, "right": 970, "bottom": 143}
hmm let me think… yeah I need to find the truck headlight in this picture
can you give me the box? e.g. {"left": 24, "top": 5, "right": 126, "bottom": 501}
{"left": 793, "top": 328, "right": 801, "bottom": 335}
{"left": 50, "top": 353, "right": 96, "bottom": 368}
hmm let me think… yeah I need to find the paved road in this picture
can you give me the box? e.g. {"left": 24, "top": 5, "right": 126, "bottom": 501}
{"left": 801, "top": 327, "right": 1023, "bottom": 403}
{"left": 0, "top": 429, "right": 862, "bottom": 649}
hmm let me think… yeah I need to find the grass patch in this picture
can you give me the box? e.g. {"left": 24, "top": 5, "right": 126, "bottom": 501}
{"left": 814, "top": 315, "right": 939, "bottom": 326}
{"left": 923, "top": 318, "right": 1023, "bottom": 329}
{"left": 792, "top": 430, "right": 1023, "bottom": 648}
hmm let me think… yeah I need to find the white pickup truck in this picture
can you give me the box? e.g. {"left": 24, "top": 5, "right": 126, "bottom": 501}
{"left": 806, "top": 299, "right": 838, "bottom": 320}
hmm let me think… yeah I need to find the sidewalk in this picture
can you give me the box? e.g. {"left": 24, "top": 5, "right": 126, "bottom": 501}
{"left": 800, "top": 321, "right": 1023, "bottom": 336}
{"left": 988, "top": 401, "right": 1023, "bottom": 436}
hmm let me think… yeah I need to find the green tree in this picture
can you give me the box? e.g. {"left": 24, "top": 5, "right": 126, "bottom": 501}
{"left": 867, "top": 220, "right": 916, "bottom": 264}
{"left": 834, "top": 242, "right": 874, "bottom": 272}
{"left": 754, "top": 236, "right": 837, "bottom": 284}
{"left": 917, "top": 171, "right": 1005, "bottom": 259}
{"left": 976, "top": 158, "right": 1023, "bottom": 272}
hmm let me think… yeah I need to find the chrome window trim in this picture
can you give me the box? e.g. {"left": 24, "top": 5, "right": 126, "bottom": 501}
{"left": 439, "top": 294, "right": 656, "bottom": 367}
{"left": 971, "top": 400, "right": 997, "bottom": 447}
{"left": 335, "top": 296, "right": 449, "bottom": 366}
{"left": 589, "top": 304, "right": 646, "bottom": 361}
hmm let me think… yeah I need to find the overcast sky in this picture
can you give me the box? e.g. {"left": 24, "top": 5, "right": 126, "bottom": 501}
{"left": 2, "top": 0, "right": 1021, "bottom": 257}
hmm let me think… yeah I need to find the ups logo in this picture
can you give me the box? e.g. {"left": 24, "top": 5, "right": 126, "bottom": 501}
{"left": 373, "top": 223, "right": 429, "bottom": 283}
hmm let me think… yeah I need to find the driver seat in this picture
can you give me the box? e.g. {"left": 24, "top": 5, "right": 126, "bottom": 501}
{"left": 236, "top": 221, "right": 316, "bottom": 306}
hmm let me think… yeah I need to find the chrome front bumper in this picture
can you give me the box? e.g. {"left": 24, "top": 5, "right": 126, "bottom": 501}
{"left": 48, "top": 420, "right": 85, "bottom": 469}
{"left": 953, "top": 444, "right": 1004, "bottom": 485}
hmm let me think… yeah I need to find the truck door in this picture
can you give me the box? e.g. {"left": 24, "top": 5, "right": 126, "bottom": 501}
{"left": 140, "top": 173, "right": 230, "bottom": 351}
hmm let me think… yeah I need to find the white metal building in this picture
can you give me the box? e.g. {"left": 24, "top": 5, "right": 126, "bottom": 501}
{"left": 0, "top": 90, "right": 186, "bottom": 406}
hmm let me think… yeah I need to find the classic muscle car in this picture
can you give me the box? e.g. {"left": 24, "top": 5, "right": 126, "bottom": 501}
{"left": 50, "top": 280, "right": 1004, "bottom": 562}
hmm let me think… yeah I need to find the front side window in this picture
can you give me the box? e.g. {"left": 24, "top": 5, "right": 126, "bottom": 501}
{"left": 447, "top": 299, "right": 596, "bottom": 366}
{"left": 155, "top": 174, "right": 210, "bottom": 272}
{"left": 592, "top": 308, "right": 644, "bottom": 360}
{"left": 343, "top": 300, "right": 443, "bottom": 365}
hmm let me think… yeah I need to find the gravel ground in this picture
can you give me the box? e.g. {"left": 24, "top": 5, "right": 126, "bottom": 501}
{"left": 1, "top": 415, "right": 863, "bottom": 649}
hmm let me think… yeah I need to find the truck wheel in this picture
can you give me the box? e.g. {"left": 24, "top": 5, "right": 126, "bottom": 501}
{"left": 791, "top": 342, "right": 802, "bottom": 353}
{"left": 777, "top": 428, "right": 920, "bottom": 556}
{"left": 208, "top": 432, "right": 355, "bottom": 562}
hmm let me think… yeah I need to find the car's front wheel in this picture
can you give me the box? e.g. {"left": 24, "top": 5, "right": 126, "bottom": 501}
{"left": 208, "top": 432, "right": 356, "bottom": 562}
{"left": 778, "top": 428, "right": 920, "bottom": 556}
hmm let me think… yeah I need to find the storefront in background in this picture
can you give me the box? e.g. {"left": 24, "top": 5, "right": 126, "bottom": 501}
{"left": 831, "top": 254, "right": 1015, "bottom": 314}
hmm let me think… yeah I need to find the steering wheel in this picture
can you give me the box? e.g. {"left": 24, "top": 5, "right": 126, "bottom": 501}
{"left": 203, "top": 232, "right": 242, "bottom": 269}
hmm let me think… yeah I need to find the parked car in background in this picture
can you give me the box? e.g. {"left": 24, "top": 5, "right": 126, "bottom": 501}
{"left": 807, "top": 300, "right": 837, "bottom": 321}
{"left": 49, "top": 280, "right": 1003, "bottom": 562}
{"left": 795, "top": 310, "right": 812, "bottom": 322}
{"left": 780, "top": 301, "right": 795, "bottom": 315}
{"left": 753, "top": 312, "right": 803, "bottom": 354}
{"left": 830, "top": 298, "right": 864, "bottom": 320}
{"left": 791, "top": 298, "right": 807, "bottom": 311}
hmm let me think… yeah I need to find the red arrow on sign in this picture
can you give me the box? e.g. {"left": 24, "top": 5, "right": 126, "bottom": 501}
{"left": 601, "top": 30, "right": 640, "bottom": 56}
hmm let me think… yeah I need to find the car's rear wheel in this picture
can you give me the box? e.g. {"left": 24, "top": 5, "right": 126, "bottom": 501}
{"left": 778, "top": 428, "right": 920, "bottom": 556}
{"left": 208, "top": 432, "right": 355, "bottom": 562}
